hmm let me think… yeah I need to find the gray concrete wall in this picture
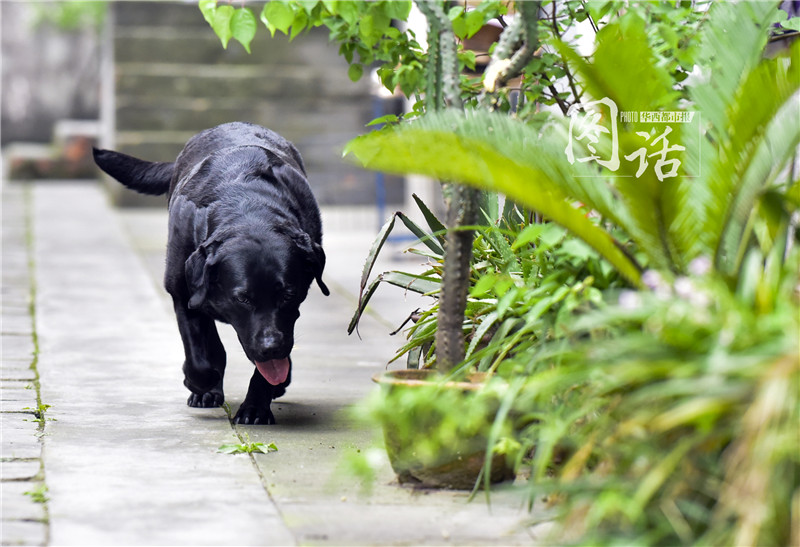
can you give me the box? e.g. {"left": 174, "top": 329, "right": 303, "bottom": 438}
{"left": 1, "top": 1, "right": 102, "bottom": 145}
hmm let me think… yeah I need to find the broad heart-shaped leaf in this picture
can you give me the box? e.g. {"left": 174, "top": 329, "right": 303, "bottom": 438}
{"left": 211, "top": 5, "right": 234, "bottom": 48}
{"left": 261, "top": 1, "right": 294, "bottom": 37}
{"left": 231, "top": 7, "right": 257, "bottom": 53}
{"left": 199, "top": 0, "right": 216, "bottom": 24}
{"left": 345, "top": 113, "right": 643, "bottom": 287}
{"left": 383, "top": 0, "right": 412, "bottom": 22}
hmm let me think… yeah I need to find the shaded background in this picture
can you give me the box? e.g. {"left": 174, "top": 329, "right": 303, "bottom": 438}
{"left": 2, "top": 0, "right": 406, "bottom": 207}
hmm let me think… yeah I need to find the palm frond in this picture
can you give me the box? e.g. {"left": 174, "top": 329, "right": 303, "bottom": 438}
{"left": 346, "top": 110, "right": 644, "bottom": 286}
{"left": 680, "top": 2, "right": 793, "bottom": 269}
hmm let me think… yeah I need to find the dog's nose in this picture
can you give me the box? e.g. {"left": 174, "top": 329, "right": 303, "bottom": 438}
{"left": 255, "top": 332, "right": 286, "bottom": 359}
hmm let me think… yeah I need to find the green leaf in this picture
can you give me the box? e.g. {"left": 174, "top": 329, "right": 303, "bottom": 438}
{"left": 347, "top": 269, "right": 439, "bottom": 335}
{"left": 465, "top": 310, "right": 499, "bottom": 359}
{"left": 380, "top": 271, "right": 440, "bottom": 294}
{"left": 260, "top": 442, "right": 279, "bottom": 453}
{"left": 199, "top": 0, "right": 217, "bottom": 24}
{"left": 411, "top": 193, "right": 446, "bottom": 245}
{"left": 783, "top": 16, "right": 800, "bottom": 31}
{"left": 348, "top": 212, "right": 398, "bottom": 334}
{"left": 289, "top": 8, "right": 309, "bottom": 40}
{"left": 261, "top": 1, "right": 294, "bottom": 36}
{"left": 218, "top": 441, "right": 278, "bottom": 454}
{"left": 359, "top": 14, "right": 380, "bottom": 47}
{"left": 359, "top": 213, "right": 395, "bottom": 295}
{"left": 451, "top": 11, "right": 468, "bottom": 40}
{"left": 512, "top": 223, "right": 546, "bottom": 250}
{"left": 333, "top": 0, "right": 359, "bottom": 26}
{"left": 397, "top": 211, "right": 444, "bottom": 256}
{"left": 212, "top": 5, "right": 234, "bottom": 48}
{"left": 383, "top": 0, "right": 412, "bottom": 21}
{"left": 231, "top": 7, "right": 257, "bottom": 53}
{"left": 464, "top": 10, "right": 486, "bottom": 38}
{"left": 347, "top": 63, "right": 364, "bottom": 82}
{"left": 470, "top": 274, "right": 497, "bottom": 297}
{"left": 366, "top": 114, "right": 399, "bottom": 127}
{"left": 218, "top": 443, "right": 245, "bottom": 454}
{"left": 295, "top": 0, "right": 317, "bottom": 15}
{"left": 554, "top": 14, "right": 680, "bottom": 271}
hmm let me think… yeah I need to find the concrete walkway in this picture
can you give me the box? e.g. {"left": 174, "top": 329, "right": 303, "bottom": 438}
{"left": 2, "top": 180, "right": 548, "bottom": 546}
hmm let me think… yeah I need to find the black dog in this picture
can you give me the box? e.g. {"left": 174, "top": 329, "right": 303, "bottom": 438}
{"left": 93, "top": 122, "right": 329, "bottom": 424}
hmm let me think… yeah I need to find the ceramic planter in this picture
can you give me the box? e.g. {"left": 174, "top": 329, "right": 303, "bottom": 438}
{"left": 372, "top": 369, "right": 515, "bottom": 489}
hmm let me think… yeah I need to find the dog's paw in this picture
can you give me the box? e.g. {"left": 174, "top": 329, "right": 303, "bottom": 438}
{"left": 187, "top": 390, "right": 224, "bottom": 408}
{"left": 182, "top": 364, "right": 221, "bottom": 395}
{"left": 233, "top": 404, "right": 275, "bottom": 425}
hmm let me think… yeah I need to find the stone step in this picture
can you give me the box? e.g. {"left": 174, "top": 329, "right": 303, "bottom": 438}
{"left": 115, "top": 1, "right": 209, "bottom": 28}
{"left": 114, "top": 28, "right": 291, "bottom": 65}
{"left": 116, "top": 96, "right": 368, "bottom": 134}
{"left": 115, "top": 63, "right": 338, "bottom": 101}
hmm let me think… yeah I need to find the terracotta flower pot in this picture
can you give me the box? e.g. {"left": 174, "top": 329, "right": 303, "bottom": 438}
{"left": 372, "top": 369, "right": 516, "bottom": 489}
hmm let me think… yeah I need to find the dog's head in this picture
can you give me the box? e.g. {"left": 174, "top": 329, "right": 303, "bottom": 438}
{"left": 184, "top": 228, "right": 328, "bottom": 385}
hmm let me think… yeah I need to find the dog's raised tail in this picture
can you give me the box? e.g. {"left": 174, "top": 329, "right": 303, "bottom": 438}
{"left": 93, "top": 148, "right": 174, "bottom": 196}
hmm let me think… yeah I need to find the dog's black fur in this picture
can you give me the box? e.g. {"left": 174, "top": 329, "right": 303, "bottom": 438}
{"left": 93, "top": 122, "right": 329, "bottom": 424}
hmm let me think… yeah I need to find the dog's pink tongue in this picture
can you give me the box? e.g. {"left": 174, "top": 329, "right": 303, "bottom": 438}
{"left": 255, "top": 358, "right": 290, "bottom": 386}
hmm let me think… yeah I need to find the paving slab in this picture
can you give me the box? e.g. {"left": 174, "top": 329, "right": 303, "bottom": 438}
{"left": 1, "top": 181, "right": 48, "bottom": 547}
{"left": 1, "top": 519, "right": 48, "bottom": 547}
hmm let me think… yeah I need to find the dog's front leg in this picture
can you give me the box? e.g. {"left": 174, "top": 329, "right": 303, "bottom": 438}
{"left": 233, "top": 359, "right": 291, "bottom": 425}
{"left": 173, "top": 300, "right": 226, "bottom": 408}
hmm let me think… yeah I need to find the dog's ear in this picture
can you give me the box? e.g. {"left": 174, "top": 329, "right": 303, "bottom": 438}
{"left": 311, "top": 241, "right": 330, "bottom": 296}
{"left": 292, "top": 232, "right": 330, "bottom": 296}
{"left": 185, "top": 241, "right": 220, "bottom": 309}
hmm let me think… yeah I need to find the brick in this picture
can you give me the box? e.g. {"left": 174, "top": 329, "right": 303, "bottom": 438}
{"left": 0, "top": 362, "right": 36, "bottom": 382}
{"left": 0, "top": 518, "right": 47, "bottom": 546}
{"left": 0, "top": 335, "right": 34, "bottom": 361}
{"left": 0, "top": 414, "right": 41, "bottom": 460}
{"left": 0, "top": 481, "right": 47, "bottom": 521}
{"left": 0, "top": 459, "right": 41, "bottom": 481}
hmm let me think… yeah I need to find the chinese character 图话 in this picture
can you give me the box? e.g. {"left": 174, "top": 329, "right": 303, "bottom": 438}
{"left": 565, "top": 97, "right": 620, "bottom": 171}
{"left": 624, "top": 126, "right": 686, "bottom": 181}
{"left": 566, "top": 97, "right": 689, "bottom": 180}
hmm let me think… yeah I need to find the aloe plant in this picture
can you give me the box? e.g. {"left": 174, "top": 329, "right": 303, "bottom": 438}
{"left": 346, "top": 2, "right": 800, "bottom": 290}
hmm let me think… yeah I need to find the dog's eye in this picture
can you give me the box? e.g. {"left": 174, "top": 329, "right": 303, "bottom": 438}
{"left": 234, "top": 293, "right": 250, "bottom": 305}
